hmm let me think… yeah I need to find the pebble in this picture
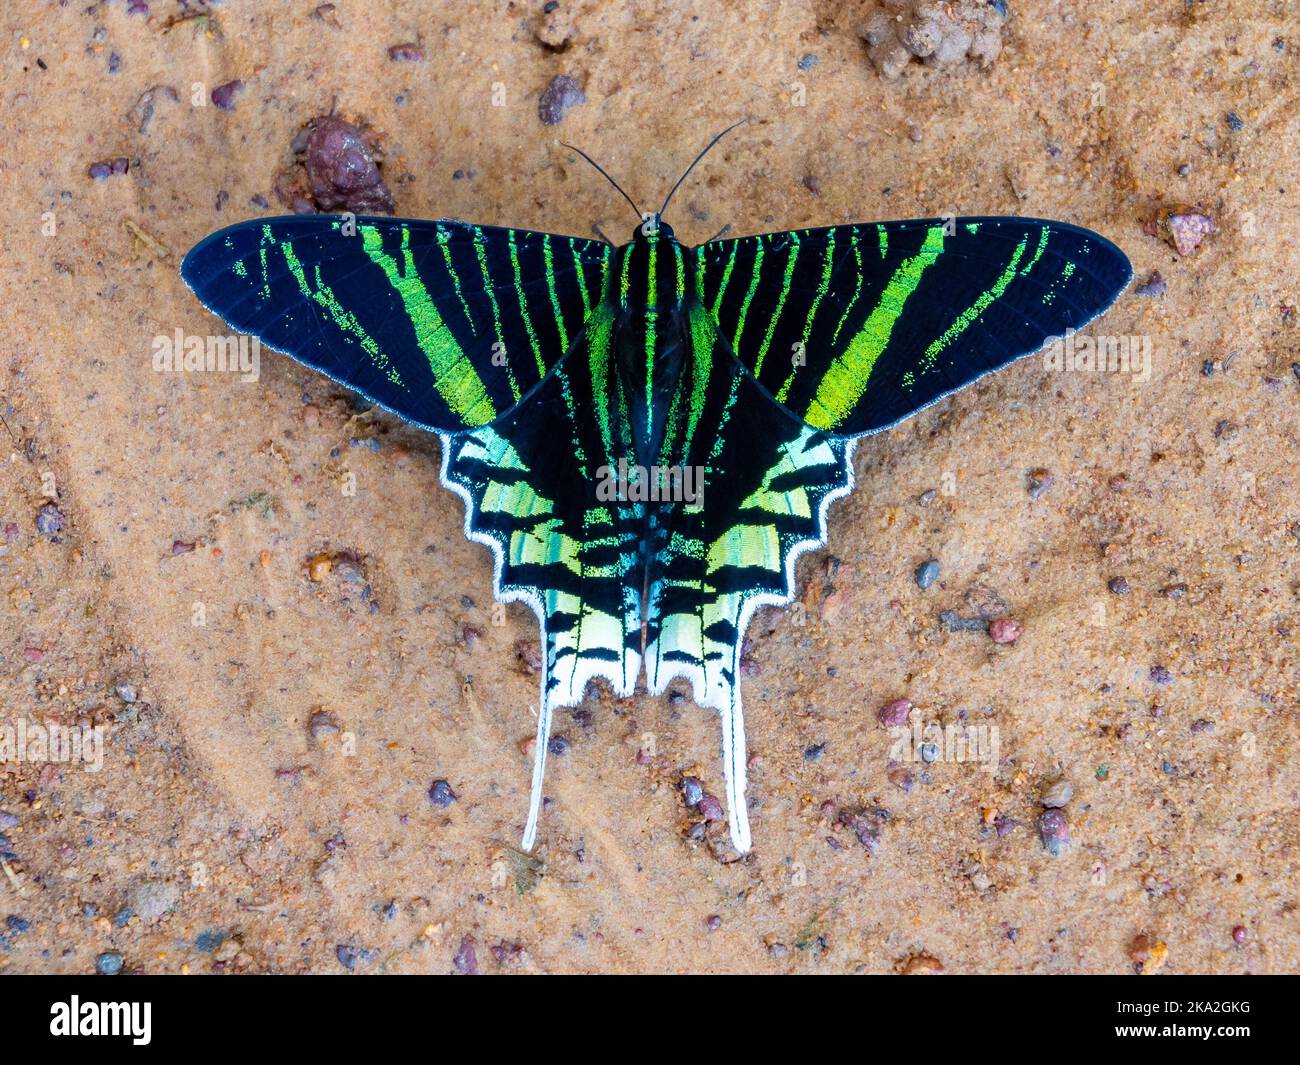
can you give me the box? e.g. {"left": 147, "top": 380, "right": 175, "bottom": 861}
{"left": 838, "top": 809, "right": 885, "bottom": 854}
{"left": 877, "top": 697, "right": 912, "bottom": 727}
{"left": 1133, "top": 269, "right": 1166, "bottom": 297}
{"left": 803, "top": 743, "right": 825, "bottom": 761}
{"left": 36, "top": 502, "right": 64, "bottom": 540}
{"left": 1107, "top": 576, "right": 1131, "bottom": 595}
{"left": 1149, "top": 665, "right": 1174, "bottom": 685}
{"left": 1160, "top": 207, "right": 1215, "bottom": 255}
{"left": 1038, "top": 809, "right": 1070, "bottom": 856}
{"left": 547, "top": 735, "right": 570, "bottom": 756}
{"left": 918, "top": 742, "right": 939, "bottom": 764}
{"left": 304, "top": 116, "right": 395, "bottom": 214}
{"left": 697, "top": 793, "right": 725, "bottom": 822}
{"left": 452, "top": 934, "right": 478, "bottom": 975}
{"left": 939, "top": 610, "right": 988, "bottom": 633}
{"left": 427, "top": 779, "right": 458, "bottom": 807}
{"left": 309, "top": 709, "right": 340, "bottom": 738}
{"left": 1231, "top": 925, "right": 1248, "bottom": 945}
{"left": 96, "top": 951, "right": 123, "bottom": 975}
{"left": 115, "top": 683, "right": 137, "bottom": 703}
{"left": 887, "top": 766, "right": 915, "bottom": 793}
{"left": 0, "top": 810, "right": 17, "bottom": 830}
{"left": 1128, "top": 933, "right": 1168, "bottom": 974}
{"left": 1190, "top": 718, "right": 1215, "bottom": 734}
{"left": 1040, "top": 778, "right": 1073, "bottom": 808}
{"left": 211, "top": 80, "right": 244, "bottom": 110}
{"left": 515, "top": 640, "right": 543, "bottom": 674}
{"left": 126, "top": 880, "right": 181, "bottom": 922}
{"left": 798, "top": 53, "right": 818, "bottom": 70}
{"left": 914, "top": 558, "right": 940, "bottom": 589}
{"left": 1026, "top": 468, "right": 1054, "bottom": 498}
{"left": 336, "top": 943, "right": 378, "bottom": 970}
{"left": 680, "top": 776, "right": 704, "bottom": 806}
{"left": 387, "top": 43, "right": 425, "bottom": 61}
{"left": 538, "top": 75, "right": 586, "bottom": 125}
{"left": 705, "top": 914, "right": 722, "bottom": 931}
{"left": 993, "top": 814, "right": 1019, "bottom": 838}
{"left": 900, "top": 952, "right": 944, "bottom": 975}
{"left": 988, "top": 618, "right": 1021, "bottom": 644}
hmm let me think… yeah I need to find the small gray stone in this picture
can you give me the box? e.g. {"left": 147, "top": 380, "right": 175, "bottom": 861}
{"left": 1040, "top": 778, "right": 1073, "bottom": 808}
{"left": 126, "top": 879, "right": 181, "bottom": 922}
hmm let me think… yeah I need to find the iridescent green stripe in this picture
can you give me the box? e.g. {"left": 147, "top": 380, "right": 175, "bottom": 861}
{"left": 572, "top": 242, "right": 592, "bottom": 315}
{"left": 774, "top": 232, "right": 835, "bottom": 404}
{"left": 805, "top": 224, "right": 946, "bottom": 430}
{"left": 683, "top": 304, "right": 715, "bottom": 456}
{"left": 753, "top": 232, "right": 800, "bottom": 377}
{"left": 278, "top": 240, "right": 401, "bottom": 386}
{"left": 830, "top": 234, "right": 863, "bottom": 346}
{"left": 731, "top": 240, "right": 764, "bottom": 355}
{"left": 471, "top": 226, "right": 517, "bottom": 401}
{"left": 1019, "top": 226, "right": 1049, "bottom": 277}
{"left": 437, "top": 227, "right": 476, "bottom": 334}
{"left": 645, "top": 237, "right": 657, "bottom": 442}
{"left": 877, "top": 224, "right": 888, "bottom": 258}
{"left": 711, "top": 243, "right": 738, "bottom": 316}
{"left": 586, "top": 306, "right": 615, "bottom": 459}
{"left": 916, "top": 232, "right": 1029, "bottom": 377}
{"left": 543, "top": 238, "right": 569, "bottom": 352}
{"left": 619, "top": 248, "right": 632, "bottom": 308}
{"left": 509, "top": 229, "right": 546, "bottom": 379}
{"left": 359, "top": 225, "right": 496, "bottom": 423}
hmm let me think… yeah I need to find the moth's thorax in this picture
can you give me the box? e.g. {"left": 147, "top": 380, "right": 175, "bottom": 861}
{"left": 607, "top": 222, "right": 695, "bottom": 465}
{"left": 614, "top": 222, "right": 690, "bottom": 315}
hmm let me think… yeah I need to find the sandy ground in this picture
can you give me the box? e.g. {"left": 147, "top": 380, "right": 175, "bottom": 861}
{"left": 0, "top": 0, "right": 1296, "bottom": 974}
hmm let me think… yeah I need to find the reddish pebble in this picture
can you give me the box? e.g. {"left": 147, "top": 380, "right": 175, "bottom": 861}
{"left": 706, "top": 914, "right": 721, "bottom": 931}
{"left": 211, "top": 80, "right": 244, "bottom": 111}
{"left": 1232, "top": 925, "right": 1248, "bottom": 945}
{"left": 1161, "top": 207, "right": 1215, "bottom": 256}
{"left": 877, "top": 697, "right": 912, "bottom": 727}
{"left": 697, "top": 793, "right": 724, "bottom": 822}
{"left": 452, "top": 934, "right": 478, "bottom": 975}
{"left": 1038, "top": 808, "right": 1070, "bottom": 856}
{"left": 387, "top": 43, "right": 425, "bottom": 61}
{"left": 887, "top": 766, "right": 915, "bottom": 793}
{"left": 988, "top": 618, "right": 1021, "bottom": 644}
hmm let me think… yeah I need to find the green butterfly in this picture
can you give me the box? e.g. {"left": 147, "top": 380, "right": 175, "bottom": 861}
{"left": 182, "top": 129, "right": 1131, "bottom": 853}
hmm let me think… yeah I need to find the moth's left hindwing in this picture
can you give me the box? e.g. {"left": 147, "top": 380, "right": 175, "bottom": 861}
{"left": 695, "top": 217, "right": 1132, "bottom": 437}
{"left": 181, "top": 217, "right": 610, "bottom": 432}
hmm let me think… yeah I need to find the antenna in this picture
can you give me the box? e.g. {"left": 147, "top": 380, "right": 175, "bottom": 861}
{"left": 561, "top": 143, "right": 642, "bottom": 222}
{"left": 659, "top": 119, "right": 748, "bottom": 217}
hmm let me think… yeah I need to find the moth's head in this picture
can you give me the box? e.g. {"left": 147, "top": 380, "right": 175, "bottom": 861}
{"left": 631, "top": 214, "right": 674, "bottom": 243}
